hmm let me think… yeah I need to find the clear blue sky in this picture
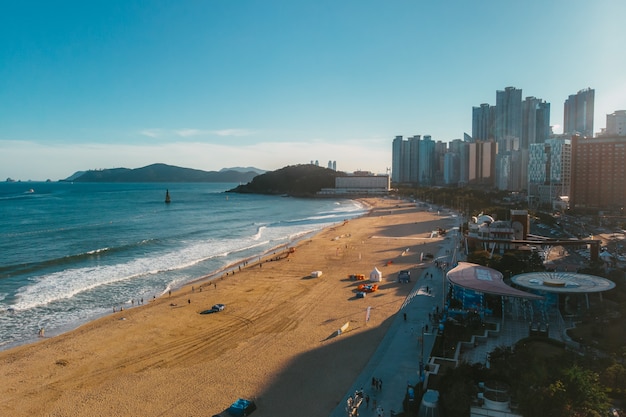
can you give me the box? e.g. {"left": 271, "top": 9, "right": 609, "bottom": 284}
{"left": 1, "top": 0, "right": 624, "bottom": 180}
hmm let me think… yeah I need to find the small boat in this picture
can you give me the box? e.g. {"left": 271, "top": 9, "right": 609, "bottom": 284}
{"left": 165, "top": 189, "right": 171, "bottom": 204}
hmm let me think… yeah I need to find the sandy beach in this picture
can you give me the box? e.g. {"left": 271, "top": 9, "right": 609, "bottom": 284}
{"left": 0, "top": 198, "right": 449, "bottom": 417}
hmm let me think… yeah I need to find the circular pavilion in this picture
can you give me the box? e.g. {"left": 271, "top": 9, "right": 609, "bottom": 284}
{"left": 511, "top": 271, "right": 615, "bottom": 312}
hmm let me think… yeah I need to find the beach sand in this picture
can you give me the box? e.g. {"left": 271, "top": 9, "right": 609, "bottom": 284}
{"left": 0, "top": 198, "right": 449, "bottom": 417}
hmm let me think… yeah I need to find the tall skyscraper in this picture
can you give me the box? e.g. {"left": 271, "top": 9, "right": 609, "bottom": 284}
{"left": 391, "top": 136, "right": 405, "bottom": 183}
{"left": 492, "top": 87, "right": 523, "bottom": 190}
{"left": 564, "top": 88, "right": 595, "bottom": 137}
{"left": 472, "top": 103, "right": 495, "bottom": 141}
{"left": 392, "top": 135, "right": 422, "bottom": 184}
{"left": 520, "top": 96, "right": 551, "bottom": 190}
{"left": 408, "top": 135, "right": 421, "bottom": 183}
{"left": 418, "top": 135, "right": 436, "bottom": 186}
{"left": 495, "top": 87, "right": 523, "bottom": 151}
{"left": 522, "top": 97, "right": 550, "bottom": 148}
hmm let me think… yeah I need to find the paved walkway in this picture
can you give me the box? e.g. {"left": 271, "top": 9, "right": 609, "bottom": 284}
{"left": 330, "top": 216, "right": 461, "bottom": 417}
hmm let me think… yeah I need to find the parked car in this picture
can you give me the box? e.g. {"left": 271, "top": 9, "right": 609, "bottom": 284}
{"left": 398, "top": 270, "right": 411, "bottom": 283}
{"left": 200, "top": 304, "right": 226, "bottom": 314}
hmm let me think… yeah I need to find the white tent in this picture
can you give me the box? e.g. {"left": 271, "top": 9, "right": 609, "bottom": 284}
{"left": 370, "top": 267, "right": 382, "bottom": 282}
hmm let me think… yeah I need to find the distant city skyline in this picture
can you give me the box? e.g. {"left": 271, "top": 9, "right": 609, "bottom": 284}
{"left": 1, "top": 1, "right": 625, "bottom": 180}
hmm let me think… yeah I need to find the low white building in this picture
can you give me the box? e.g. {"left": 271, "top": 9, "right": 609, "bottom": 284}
{"left": 318, "top": 173, "right": 390, "bottom": 196}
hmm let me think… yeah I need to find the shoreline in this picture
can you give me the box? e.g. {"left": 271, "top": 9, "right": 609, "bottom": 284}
{"left": 0, "top": 201, "right": 368, "bottom": 354}
{"left": 188, "top": 198, "right": 372, "bottom": 286}
{"left": 0, "top": 197, "right": 452, "bottom": 417}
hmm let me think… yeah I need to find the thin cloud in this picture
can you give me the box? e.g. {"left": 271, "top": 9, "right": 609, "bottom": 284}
{"left": 140, "top": 129, "right": 164, "bottom": 138}
{"left": 211, "top": 129, "right": 256, "bottom": 137}
{"left": 175, "top": 129, "right": 207, "bottom": 137}
{"left": 141, "top": 128, "right": 256, "bottom": 138}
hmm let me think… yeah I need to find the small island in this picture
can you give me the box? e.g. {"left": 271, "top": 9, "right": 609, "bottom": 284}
{"left": 227, "top": 164, "right": 344, "bottom": 197}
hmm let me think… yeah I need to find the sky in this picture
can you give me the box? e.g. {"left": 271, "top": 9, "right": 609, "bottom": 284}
{"left": 1, "top": 0, "right": 625, "bottom": 181}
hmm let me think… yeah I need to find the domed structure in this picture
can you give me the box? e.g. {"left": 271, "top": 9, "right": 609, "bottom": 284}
{"left": 476, "top": 214, "right": 495, "bottom": 224}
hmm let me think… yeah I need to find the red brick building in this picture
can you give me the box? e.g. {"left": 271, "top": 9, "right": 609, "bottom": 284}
{"left": 571, "top": 135, "right": 626, "bottom": 211}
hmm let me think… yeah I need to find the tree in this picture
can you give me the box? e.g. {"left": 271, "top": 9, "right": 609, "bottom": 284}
{"left": 438, "top": 363, "right": 484, "bottom": 417}
{"left": 520, "top": 365, "right": 610, "bottom": 417}
{"left": 601, "top": 362, "right": 626, "bottom": 394}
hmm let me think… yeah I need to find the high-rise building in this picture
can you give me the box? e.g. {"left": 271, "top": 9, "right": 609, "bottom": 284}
{"left": 564, "top": 88, "right": 595, "bottom": 137}
{"left": 472, "top": 103, "right": 495, "bottom": 141}
{"left": 493, "top": 87, "right": 523, "bottom": 190}
{"left": 443, "top": 152, "right": 459, "bottom": 185}
{"left": 536, "top": 101, "right": 551, "bottom": 143}
{"left": 570, "top": 135, "right": 626, "bottom": 211}
{"left": 391, "top": 135, "right": 444, "bottom": 186}
{"left": 444, "top": 139, "right": 465, "bottom": 186}
{"left": 418, "top": 135, "right": 436, "bottom": 186}
{"left": 468, "top": 140, "right": 497, "bottom": 186}
{"left": 391, "top": 136, "right": 405, "bottom": 183}
{"left": 522, "top": 97, "right": 550, "bottom": 148}
{"left": 528, "top": 138, "right": 571, "bottom": 206}
{"left": 458, "top": 138, "right": 470, "bottom": 186}
{"left": 408, "top": 135, "right": 421, "bottom": 183}
{"left": 495, "top": 87, "right": 523, "bottom": 151}
{"left": 391, "top": 135, "right": 423, "bottom": 185}
{"left": 520, "top": 97, "right": 551, "bottom": 191}
{"left": 605, "top": 110, "right": 626, "bottom": 136}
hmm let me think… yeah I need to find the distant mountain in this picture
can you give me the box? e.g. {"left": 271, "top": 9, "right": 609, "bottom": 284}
{"left": 227, "top": 164, "right": 345, "bottom": 197}
{"left": 63, "top": 163, "right": 262, "bottom": 183}
{"left": 220, "top": 167, "right": 266, "bottom": 175}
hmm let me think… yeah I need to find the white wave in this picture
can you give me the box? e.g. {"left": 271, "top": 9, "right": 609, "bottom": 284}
{"left": 252, "top": 225, "right": 267, "bottom": 241}
{"left": 86, "top": 247, "right": 110, "bottom": 255}
{"left": 9, "top": 235, "right": 271, "bottom": 311}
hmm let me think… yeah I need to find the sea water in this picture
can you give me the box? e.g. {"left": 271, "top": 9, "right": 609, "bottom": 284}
{"left": 0, "top": 182, "right": 366, "bottom": 350}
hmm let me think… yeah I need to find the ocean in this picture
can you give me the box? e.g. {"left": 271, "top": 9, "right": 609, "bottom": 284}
{"left": 0, "top": 182, "right": 366, "bottom": 350}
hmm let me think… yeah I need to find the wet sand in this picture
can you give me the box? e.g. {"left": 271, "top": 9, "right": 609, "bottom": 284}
{"left": 0, "top": 198, "right": 449, "bottom": 417}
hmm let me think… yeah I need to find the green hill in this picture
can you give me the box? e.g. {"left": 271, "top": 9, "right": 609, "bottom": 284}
{"left": 227, "top": 164, "right": 344, "bottom": 197}
{"left": 64, "top": 163, "right": 261, "bottom": 183}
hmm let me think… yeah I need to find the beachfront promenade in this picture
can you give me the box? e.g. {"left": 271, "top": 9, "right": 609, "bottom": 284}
{"left": 330, "top": 220, "right": 460, "bottom": 417}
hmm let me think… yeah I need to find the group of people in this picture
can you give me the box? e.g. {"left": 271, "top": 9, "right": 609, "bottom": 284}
{"left": 345, "top": 389, "right": 364, "bottom": 416}
{"left": 346, "top": 387, "right": 385, "bottom": 416}
{"left": 371, "top": 377, "right": 383, "bottom": 391}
